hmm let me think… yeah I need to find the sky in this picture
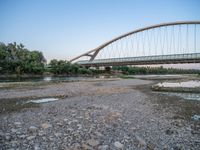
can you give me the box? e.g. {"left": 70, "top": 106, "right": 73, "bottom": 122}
{"left": 0, "top": 0, "right": 200, "bottom": 65}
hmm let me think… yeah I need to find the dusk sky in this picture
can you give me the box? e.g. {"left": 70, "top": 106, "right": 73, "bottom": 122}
{"left": 0, "top": 0, "right": 200, "bottom": 67}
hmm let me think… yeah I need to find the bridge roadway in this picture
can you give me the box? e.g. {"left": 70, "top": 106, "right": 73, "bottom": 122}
{"left": 76, "top": 53, "right": 200, "bottom": 67}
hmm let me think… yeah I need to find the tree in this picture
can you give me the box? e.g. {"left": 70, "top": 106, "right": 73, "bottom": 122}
{"left": 0, "top": 42, "right": 46, "bottom": 74}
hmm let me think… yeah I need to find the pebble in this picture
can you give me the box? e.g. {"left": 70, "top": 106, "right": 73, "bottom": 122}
{"left": 77, "top": 124, "right": 82, "bottom": 130}
{"left": 34, "top": 145, "right": 40, "bottom": 150}
{"left": 165, "top": 128, "right": 177, "bottom": 135}
{"left": 135, "top": 135, "right": 146, "bottom": 147}
{"left": 41, "top": 123, "right": 52, "bottom": 129}
{"left": 191, "top": 115, "right": 200, "bottom": 121}
{"left": 14, "top": 122, "right": 22, "bottom": 127}
{"left": 27, "top": 135, "right": 36, "bottom": 140}
{"left": 81, "top": 143, "right": 91, "bottom": 149}
{"left": 28, "top": 126, "right": 38, "bottom": 133}
{"left": 11, "top": 128, "right": 18, "bottom": 133}
{"left": 98, "top": 145, "right": 109, "bottom": 150}
{"left": 173, "top": 144, "right": 184, "bottom": 150}
{"left": 63, "top": 118, "right": 68, "bottom": 122}
{"left": 54, "top": 132, "right": 62, "bottom": 137}
{"left": 87, "top": 139, "right": 100, "bottom": 147}
{"left": 114, "top": 141, "right": 124, "bottom": 149}
{"left": 1, "top": 79, "right": 200, "bottom": 150}
{"left": 147, "top": 142, "right": 155, "bottom": 150}
{"left": 5, "top": 135, "right": 11, "bottom": 140}
{"left": 18, "top": 134, "right": 26, "bottom": 139}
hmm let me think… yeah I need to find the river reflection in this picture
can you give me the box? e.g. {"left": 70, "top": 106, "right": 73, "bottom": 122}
{"left": 0, "top": 75, "right": 112, "bottom": 83}
{"left": 0, "top": 76, "right": 92, "bottom": 83}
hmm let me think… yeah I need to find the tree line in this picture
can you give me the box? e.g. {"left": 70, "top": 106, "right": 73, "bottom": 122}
{"left": 112, "top": 66, "right": 200, "bottom": 75}
{"left": 0, "top": 42, "right": 103, "bottom": 75}
{"left": 0, "top": 42, "right": 46, "bottom": 74}
{"left": 0, "top": 42, "right": 199, "bottom": 75}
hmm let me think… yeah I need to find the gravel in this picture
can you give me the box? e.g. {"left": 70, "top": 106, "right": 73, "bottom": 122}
{"left": 0, "top": 78, "right": 200, "bottom": 149}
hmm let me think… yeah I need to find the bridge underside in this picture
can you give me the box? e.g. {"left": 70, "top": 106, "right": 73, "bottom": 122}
{"left": 77, "top": 53, "right": 200, "bottom": 67}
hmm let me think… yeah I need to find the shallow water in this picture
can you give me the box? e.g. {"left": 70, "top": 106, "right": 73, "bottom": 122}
{"left": 0, "top": 97, "right": 59, "bottom": 113}
{"left": 159, "top": 92, "right": 200, "bottom": 101}
{"left": 26, "top": 98, "right": 59, "bottom": 103}
{"left": 0, "top": 76, "right": 90, "bottom": 83}
{"left": 0, "top": 75, "right": 113, "bottom": 83}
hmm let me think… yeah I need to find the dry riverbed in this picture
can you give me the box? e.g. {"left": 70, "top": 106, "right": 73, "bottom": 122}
{"left": 0, "top": 78, "right": 200, "bottom": 150}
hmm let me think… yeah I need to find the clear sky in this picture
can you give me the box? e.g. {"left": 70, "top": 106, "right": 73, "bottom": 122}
{"left": 0, "top": 0, "right": 200, "bottom": 62}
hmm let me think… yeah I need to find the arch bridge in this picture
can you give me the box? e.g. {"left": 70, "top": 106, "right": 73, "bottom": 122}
{"left": 70, "top": 21, "right": 200, "bottom": 67}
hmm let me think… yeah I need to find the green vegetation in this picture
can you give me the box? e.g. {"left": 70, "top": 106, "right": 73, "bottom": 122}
{"left": 0, "top": 42, "right": 105, "bottom": 76}
{"left": 1, "top": 42, "right": 199, "bottom": 76}
{"left": 48, "top": 59, "right": 105, "bottom": 75}
{"left": 112, "top": 66, "right": 200, "bottom": 75}
{"left": 119, "top": 75, "right": 135, "bottom": 79}
{"left": 0, "top": 42, "right": 46, "bottom": 74}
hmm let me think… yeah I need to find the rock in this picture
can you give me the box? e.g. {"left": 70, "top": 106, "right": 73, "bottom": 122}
{"left": 16, "top": 131, "right": 21, "bottom": 135}
{"left": 5, "top": 135, "right": 11, "bottom": 140}
{"left": 129, "top": 127, "right": 137, "bottom": 131}
{"left": 98, "top": 145, "right": 109, "bottom": 150}
{"left": 95, "top": 131, "right": 103, "bottom": 137}
{"left": 173, "top": 144, "right": 184, "bottom": 150}
{"left": 81, "top": 143, "right": 91, "bottom": 149}
{"left": 54, "top": 132, "right": 62, "bottom": 137}
{"left": 10, "top": 140, "right": 18, "bottom": 147}
{"left": 14, "top": 122, "right": 22, "bottom": 127}
{"left": 135, "top": 135, "right": 146, "bottom": 147}
{"left": 38, "top": 131, "right": 44, "bottom": 136}
{"left": 191, "top": 115, "right": 200, "bottom": 121}
{"left": 163, "top": 145, "right": 168, "bottom": 150}
{"left": 27, "top": 135, "right": 36, "bottom": 140}
{"left": 28, "top": 126, "right": 38, "bottom": 133}
{"left": 125, "top": 121, "right": 131, "bottom": 124}
{"left": 56, "top": 122, "right": 63, "bottom": 127}
{"left": 41, "top": 123, "right": 52, "bottom": 129}
{"left": 114, "top": 141, "right": 124, "bottom": 149}
{"left": 172, "top": 120, "right": 183, "bottom": 127}
{"left": 11, "top": 128, "right": 18, "bottom": 133}
{"left": 165, "top": 128, "right": 177, "bottom": 135}
{"left": 63, "top": 118, "right": 68, "bottom": 122}
{"left": 34, "top": 145, "right": 40, "bottom": 150}
{"left": 49, "top": 136, "right": 54, "bottom": 141}
{"left": 87, "top": 139, "right": 100, "bottom": 147}
{"left": 18, "top": 134, "right": 26, "bottom": 139}
{"left": 77, "top": 124, "right": 82, "bottom": 130}
{"left": 147, "top": 142, "right": 155, "bottom": 150}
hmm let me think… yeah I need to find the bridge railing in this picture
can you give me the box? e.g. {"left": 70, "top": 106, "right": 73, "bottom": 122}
{"left": 77, "top": 53, "right": 200, "bottom": 65}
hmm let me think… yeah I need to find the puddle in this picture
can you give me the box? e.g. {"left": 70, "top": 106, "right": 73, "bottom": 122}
{"left": 191, "top": 115, "right": 200, "bottom": 121}
{"left": 0, "top": 97, "right": 59, "bottom": 114}
{"left": 26, "top": 98, "right": 59, "bottom": 104}
{"left": 159, "top": 92, "right": 200, "bottom": 101}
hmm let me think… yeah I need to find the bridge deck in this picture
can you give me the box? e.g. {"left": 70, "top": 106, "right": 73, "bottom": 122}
{"left": 77, "top": 53, "right": 200, "bottom": 67}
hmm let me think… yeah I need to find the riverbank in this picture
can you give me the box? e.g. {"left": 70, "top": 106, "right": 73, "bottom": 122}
{"left": 0, "top": 78, "right": 200, "bottom": 149}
